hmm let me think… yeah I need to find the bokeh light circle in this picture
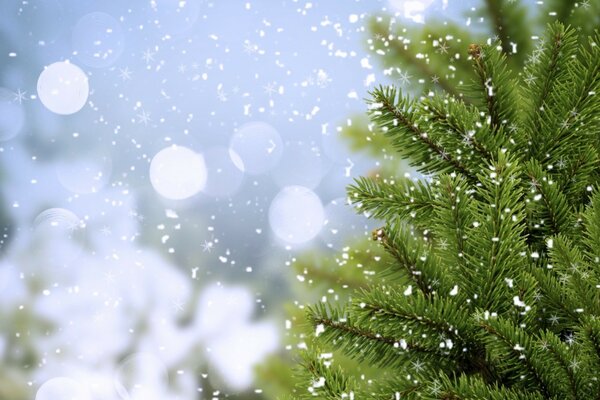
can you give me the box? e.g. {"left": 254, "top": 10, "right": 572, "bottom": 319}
{"left": 149, "top": 145, "right": 207, "bottom": 200}
{"left": 114, "top": 352, "right": 169, "bottom": 400}
{"left": 35, "top": 377, "right": 91, "bottom": 400}
{"left": 229, "top": 122, "right": 283, "bottom": 175}
{"left": 37, "top": 61, "right": 89, "bottom": 115}
{"left": 268, "top": 186, "right": 325, "bottom": 244}
{"left": 72, "top": 12, "right": 124, "bottom": 68}
{"left": 201, "top": 146, "right": 244, "bottom": 197}
{"left": 32, "top": 208, "right": 86, "bottom": 268}
{"left": 0, "top": 87, "right": 25, "bottom": 141}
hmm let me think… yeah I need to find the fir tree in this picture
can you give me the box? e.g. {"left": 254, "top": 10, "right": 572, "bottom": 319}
{"left": 258, "top": 2, "right": 600, "bottom": 399}
{"left": 299, "top": 22, "right": 600, "bottom": 399}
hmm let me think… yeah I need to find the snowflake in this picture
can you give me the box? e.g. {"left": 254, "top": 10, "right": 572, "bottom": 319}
{"left": 570, "top": 358, "right": 580, "bottom": 370}
{"left": 136, "top": 109, "right": 152, "bottom": 125}
{"left": 243, "top": 40, "right": 259, "bottom": 54}
{"left": 411, "top": 359, "right": 425, "bottom": 372}
{"left": 12, "top": 88, "right": 27, "bottom": 104}
{"left": 201, "top": 240, "right": 214, "bottom": 252}
{"left": 524, "top": 74, "right": 537, "bottom": 86}
{"left": 141, "top": 48, "right": 155, "bottom": 64}
{"left": 118, "top": 67, "right": 133, "bottom": 81}
{"left": 431, "top": 75, "right": 440, "bottom": 84}
{"left": 315, "top": 69, "right": 331, "bottom": 88}
{"left": 556, "top": 156, "right": 566, "bottom": 169}
{"left": 216, "top": 89, "right": 228, "bottom": 102}
{"left": 565, "top": 333, "right": 576, "bottom": 346}
{"left": 436, "top": 41, "right": 449, "bottom": 54}
{"left": 429, "top": 380, "right": 442, "bottom": 396}
{"left": 263, "top": 82, "right": 277, "bottom": 97}
{"left": 397, "top": 70, "right": 411, "bottom": 86}
{"left": 548, "top": 314, "right": 560, "bottom": 325}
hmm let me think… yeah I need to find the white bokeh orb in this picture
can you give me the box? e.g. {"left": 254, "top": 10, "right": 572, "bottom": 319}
{"left": 229, "top": 122, "right": 283, "bottom": 175}
{"left": 0, "top": 87, "right": 25, "bottom": 141}
{"left": 32, "top": 208, "right": 86, "bottom": 269}
{"left": 36, "top": 377, "right": 92, "bottom": 400}
{"left": 201, "top": 146, "right": 244, "bottom": 197}
{"left": 149, "top": 145, "right": 207, "bottom": 200}
{"left": 37, "top": 61, "right": 89, "bottom": 115}
{"left": 72, "top": 12, "right": 124, "bottom": 68}
{"left": 269, "top": 185, "right": 325, "bottom": 244}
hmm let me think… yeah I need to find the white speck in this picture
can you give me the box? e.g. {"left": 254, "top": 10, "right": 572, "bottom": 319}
{"left": 403, "top": 285, "right": 412, "bottom": 296}
{"left": 449, "top": 285, "right": 458, "bottom": 296}
{"left": 315, "top": 324, "right": 325, "bottom": 336}
{"left": 348, "top": 14, "right": 359, "bottom": 23}
{"left": 360, "top": 57, "right": 372, "bottom": 69}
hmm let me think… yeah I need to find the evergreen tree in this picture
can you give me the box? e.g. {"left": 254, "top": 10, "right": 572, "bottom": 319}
{"left": 258, "top": 2, "right": 600, "bottom": 399}
{"left": 299, "top": 21, "right": 600, "bottom": 399}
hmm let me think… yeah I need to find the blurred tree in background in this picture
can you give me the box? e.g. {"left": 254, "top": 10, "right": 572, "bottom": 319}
{"left": 256, "top": 1, "right": 600, "bottom": 398}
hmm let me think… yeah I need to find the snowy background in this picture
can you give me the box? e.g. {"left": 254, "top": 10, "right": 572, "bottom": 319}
{"left": 0, "top": 0, "right": 464, "bottom": 398}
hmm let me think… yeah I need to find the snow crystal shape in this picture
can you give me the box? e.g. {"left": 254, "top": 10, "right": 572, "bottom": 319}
{"left": 229, "top": 121, "right": 283, "bottom": 175}
{"left": 269, "top": 185, "right": 325, "bottom": 245}
{"left": 149, "top": 145, "right": 207, "bottom": 200}
{"left": 37, "top": 61, "right": 89, "bottom": 115}
{"left": 36, "top": 377, "right": 92, "bottom": 400}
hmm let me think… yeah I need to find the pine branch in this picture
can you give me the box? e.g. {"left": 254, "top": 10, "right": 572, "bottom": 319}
{"left": 435, "top": 373, "right": 545, "bottom": 400}
{"left": 422, "top": 95, "right": 496, "bottom": 162}
{"left": 483, "top": 0, "right": 531, "bottom": 65}
{"left": 582, "top": 190, "right": 600, "bottom": 266}
{"left": 524, "top": 158, "right": 575, "bottom": 240}
{"left": 368, "top": 86, "right": 479, "bottom": 181}
{"left": 539, "top": 30, "right": 600, "bottom": 160}
{"left": 352, "top": 288, "right": 475, "bottom": 353}
{"left": 298, "top": 350, "right": 356, "bottom": 399}
{"left": 348, "top": 175, "right": 435, "bottom": 229}
{"left": 307, "top": 303, "right": 447, "bottom": 370}
{"left": 462, "top": 151, "right": 528, "bottom": 312}
{"left": 368, "top": 18, "right": 475, "bottom": 100}
{"left": 522, "top": 22, "right": 578, "bottom": 161}
{"left": 468, "top": 41, "right": 519, "bottom": 136}
{"left": 430, "top": 173, "right": 474, "bottom": 277}
{"left": 547, "top": 234, "right": 600, "bottom": 316}
{"left": 535, "top": 330, "right": 582, "bottom": 400}
{"left": 478, "top": 318, "right": 551, "bottom": 396}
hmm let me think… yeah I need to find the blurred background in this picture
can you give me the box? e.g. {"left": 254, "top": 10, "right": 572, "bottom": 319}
{"left": 0, "top": 0, "right": 539, "bottom": 398}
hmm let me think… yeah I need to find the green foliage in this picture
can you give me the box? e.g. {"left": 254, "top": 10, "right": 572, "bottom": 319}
{"left": 300, "top": 23, "right": 600, "bottom": 399}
